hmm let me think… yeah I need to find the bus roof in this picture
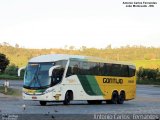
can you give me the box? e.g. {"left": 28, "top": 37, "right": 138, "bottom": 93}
{"left": 29, "top": 54, "right": 135, "bottom": 66}
{"left": 29, "top": 54, "right": 88, "bottom": 63}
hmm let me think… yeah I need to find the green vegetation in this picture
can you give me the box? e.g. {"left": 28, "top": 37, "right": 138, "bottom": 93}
{"left": 0, "top": 86, "right": 21, "bottom": 96}
{"left": 136, "top": 68, "right": 160, "bottom": 85}
{"left": 0, "top": 53, "right": 9, "bottom": 72}
{"left": 0, "top": 74, "right": 23, "bottom": 80}
{"left": 5, "top": 64, "right": 18, "bottom": 76}
{"left": 1, "top": 42, "right": 160, "bottom": 68}
{"left": 133, "top": 59, "right": 160, "bottom": 69}
{"left": 0, "top": 42, "right": 160, "bottom": 84}
{"left": 0, "top": 59, "right": 25, "bottom": 80}
{"left": 0, "top": 64, "right": 24, "bottom": 80}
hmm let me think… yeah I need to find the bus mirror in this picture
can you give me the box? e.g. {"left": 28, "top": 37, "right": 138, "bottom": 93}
{"left": 49, "top": 65, "right": 61, "bottom": 77}
{"left": 18, "top": 66, "right": 26, "bottom": 77}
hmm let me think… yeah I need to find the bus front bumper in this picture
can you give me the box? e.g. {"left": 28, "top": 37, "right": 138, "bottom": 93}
{"left": 22, "top": 92, "right": 62, "bottom": 101}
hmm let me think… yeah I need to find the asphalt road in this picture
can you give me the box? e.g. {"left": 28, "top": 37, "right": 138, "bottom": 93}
{"left": 0, "top": 80, "right": 23, "bottom": 89}
{"left": 0, "top": 80, "right": 160, "bottom": 116}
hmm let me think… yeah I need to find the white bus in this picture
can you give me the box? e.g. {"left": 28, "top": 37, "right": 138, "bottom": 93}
{"left": 19, "top": 54, "right": 136, "bottom": 106}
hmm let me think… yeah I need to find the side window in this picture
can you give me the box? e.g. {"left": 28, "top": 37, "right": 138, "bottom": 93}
{"left": 100, "top": 63, "right": 105, "bottom": 76}
{"left": 89, "top": 62, "right": 99, "bottom": 75}
{"left": 79, "top": 61, "right": 100, "bottom": 75}
{"left": 79, "top": 61, "right": 90, "bottom": 75}
{"left": 99, "top": 63, "right": 105, "bottom": 76}
{"left": 121, "top": 65, "right": 129, "bottom": 77}
{"left": 55, "top": 60, "right": 67, "bottom": 68}
{"left": 129, "top": 65, "right": 136, "bottom": 77}
{"left": 103, "top": 63, "right": 112, "bottom": 76}
{"left": 111, "top": 64, "right": 121, "bottom": 76}
{"left": 66, "top": 60, "right": 80, "bottom": 77}
{"left": 102, "top": 63, "right": 131, "bottom": 77}
{"left": 66, "top": 60, "right": 135, "bottom": 77}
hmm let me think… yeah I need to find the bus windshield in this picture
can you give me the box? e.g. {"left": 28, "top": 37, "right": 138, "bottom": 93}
{"left": 24, "top": 63, "right": 53, "bottom": 89}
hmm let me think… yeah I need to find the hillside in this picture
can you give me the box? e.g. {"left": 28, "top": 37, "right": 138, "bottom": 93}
{"left": 0, "top": 42, "right": 160, "bottom": 69}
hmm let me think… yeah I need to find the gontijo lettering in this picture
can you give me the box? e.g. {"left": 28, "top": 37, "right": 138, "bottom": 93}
{"left": 103, "top": 78, "right": 123, "bottom": 84}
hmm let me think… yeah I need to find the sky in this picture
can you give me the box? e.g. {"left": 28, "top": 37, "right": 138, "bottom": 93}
{"left": 0, "top": 0, "right": 160, "bottom": 49}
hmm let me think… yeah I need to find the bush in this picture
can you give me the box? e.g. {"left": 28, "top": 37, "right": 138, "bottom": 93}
{"left": 0, "top": 74, "right": 22, "bottom": 80}
{"left": 136, "top": 67, "right": 160, "bottom": 84}
{"left": 5, "top": 64, "right": 18, "bottom": 76}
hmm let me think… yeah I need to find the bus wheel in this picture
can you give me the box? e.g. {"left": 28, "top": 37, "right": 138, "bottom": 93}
{"left": 39, "top": 101, "right": 47, "bottom": 106}
{"left": 111, "top": 91, "right": 118, "bottom": 104}
{"left": 118, "top": 92, "right": 125, "bottom": 104}
{"left": 63, "top": 91, "right": 72, "bottom": 105}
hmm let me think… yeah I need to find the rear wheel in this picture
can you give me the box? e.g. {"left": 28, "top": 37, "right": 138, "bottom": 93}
{"left": 118, "top": 92, "right": 125, "bottom": 104}
{"left": 39, "top": 101, "right": 47, "bottom": 106}
{"left": 111, "top": 91, "right": 118, "bottom": 104}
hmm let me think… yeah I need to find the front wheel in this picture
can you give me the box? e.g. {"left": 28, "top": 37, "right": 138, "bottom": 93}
{"left": 39, "top": 101, "right": 47, "bottom": 106}
{"left": 63, "top": 92, "right": 71, "bottom": 105}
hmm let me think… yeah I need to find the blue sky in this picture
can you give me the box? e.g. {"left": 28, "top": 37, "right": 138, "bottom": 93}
{"left": 0, "top": 0, "right": 160, "bottom": 48}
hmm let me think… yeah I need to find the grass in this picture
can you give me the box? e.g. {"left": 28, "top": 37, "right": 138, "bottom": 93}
{"left": 0, "top": 74, "right": 23, "bottom": 80}
{"left": 132, "top": 59, "right": 160, "bottom": 69}
{"left": 137, "top": 80, "right": 160, "bottom": 85}
{"left": 0, "top": 86, "right": 21, "bottom": 96}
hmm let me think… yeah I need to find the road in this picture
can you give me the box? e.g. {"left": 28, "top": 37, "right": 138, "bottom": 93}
{"left": 0, "top": 80, "right": 160, "bottom": 119}
{"left": 0, "top": 80, "right": 23, "bottom": 89}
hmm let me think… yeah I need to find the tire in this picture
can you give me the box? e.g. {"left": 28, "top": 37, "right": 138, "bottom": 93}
{"left": 111, "top": 91, "right": 118, "bottom": 104}
{"left": 39, "top": 101, "right": 47, "bottom": 106}
{"left": 63, "top": 91, "right": 71, "bottom": 105}
{"left": 118, "top": 92, "right": 125, "bottom": 104}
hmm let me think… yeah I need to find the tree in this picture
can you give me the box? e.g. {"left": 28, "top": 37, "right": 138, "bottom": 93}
{"left": 15, "top": 43, "right": 19, "bottom": 48}
{"left": 106, "top": 44, "right": 112, "bottom": 49}
{"left": 69, "top": 46, "right": 75, "bottom": 50}
{"left": 0, "top": 53, "right": 10, "bottom": 72}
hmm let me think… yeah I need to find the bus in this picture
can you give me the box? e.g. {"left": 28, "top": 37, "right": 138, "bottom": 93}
{"left": 18, "top": 54, "right": 136, "bottom": 106}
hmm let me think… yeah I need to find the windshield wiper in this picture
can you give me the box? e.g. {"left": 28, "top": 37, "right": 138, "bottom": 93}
{"left": 28, "top": 65, "right": 42, "bottom": 87}
{"left": 34, "top": 70, "right": 42, "bottom": 87}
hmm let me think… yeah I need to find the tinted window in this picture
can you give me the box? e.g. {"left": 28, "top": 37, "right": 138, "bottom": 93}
{"left": 66, "top": 60, "right": 80, "bottom": 76}
{"left": 121, "top": 65, "right": 129, "bottom": 77}
{"left": 55, "top": 60, "right": 67, "bottom": 68}
{"left": 129, "top": 65, "right": 136, "bottom": 77}
{"left": 66, "top": 60, "right": 135, "bottom": 77}
{"left": 102, "top": 63, "right": 112, "bottom": 76}
{"left": 111, "top": 64, "right": 121, "bottom": 76}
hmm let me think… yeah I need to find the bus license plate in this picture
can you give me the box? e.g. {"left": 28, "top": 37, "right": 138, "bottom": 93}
{"left": 32, "top": 96, "right": 37, "bottom": 99}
